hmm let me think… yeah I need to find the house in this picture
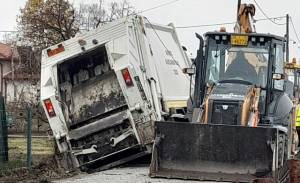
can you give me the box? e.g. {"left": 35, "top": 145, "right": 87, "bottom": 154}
{"left": 2, "top": 46, "right": 40, "bottom": 103}
{"left": 0, "top": 43, "right": 47, "bottom": 133}
{"left": 0, "top": 43, "right": 19, "bottom": 95}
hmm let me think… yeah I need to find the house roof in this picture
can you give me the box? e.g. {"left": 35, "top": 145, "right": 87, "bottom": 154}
{"left": 0, "top": 43, "right": 13, "bottom": 60}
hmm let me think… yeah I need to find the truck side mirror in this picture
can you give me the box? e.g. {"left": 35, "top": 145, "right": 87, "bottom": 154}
{"left": 182, "top": 68, "right": 195, "bottom": 76}
{"left": 272, "top": 73, "right": 285, "bottom": 80}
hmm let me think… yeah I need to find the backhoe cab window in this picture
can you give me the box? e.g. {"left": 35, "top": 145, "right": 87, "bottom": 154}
{"left": 206, "top": 38, "right": 269, "bottom": 87}
{"left": 274, "top": 44, "right": 284, "bottom": 90}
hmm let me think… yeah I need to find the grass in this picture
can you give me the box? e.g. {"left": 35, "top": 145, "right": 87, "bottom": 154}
{"left": 0, "top": 137, "right": 73, "bottom": 182}
{"left": 0, "top": 137, "right": 55, "bottom": 172}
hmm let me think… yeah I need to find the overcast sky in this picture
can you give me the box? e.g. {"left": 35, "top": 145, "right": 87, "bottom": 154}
{"left": 0, "top": 0, "right": 299, "bottom": 59}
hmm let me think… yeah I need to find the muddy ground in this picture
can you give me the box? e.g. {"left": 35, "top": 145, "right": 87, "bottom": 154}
{"left": 54, "top": 165, "right": 208, "bottom": 183}
{"left": 1, "top": 155, "right": 298, "bottom": 183}
{"left": 0, "top": 157, "right": 77, "bottom": 183}
{"left": 0, "top": 136, "right": 72, "bottom": 183}
{"left": 1, "top": 136, "right": 299, "bottom": 183}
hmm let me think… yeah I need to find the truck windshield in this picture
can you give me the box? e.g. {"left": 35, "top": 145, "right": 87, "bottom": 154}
{"left": 206, "top": 45, "right": 269, "bottom": 87}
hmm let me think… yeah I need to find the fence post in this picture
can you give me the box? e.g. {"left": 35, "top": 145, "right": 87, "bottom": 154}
{"left": 0, "top": 95, "right": 8, "bottom": 164}
{"left": 26, "top": 104, "right": 32, "bottom": 168}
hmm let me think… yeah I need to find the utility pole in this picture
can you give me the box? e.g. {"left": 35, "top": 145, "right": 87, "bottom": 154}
{"left": 237, "top": 0, "right": 241, "bottom": 22}
{"left": 286, "top": 14, "right": 290, "bottom": 62}
{"left": 236, "top": 0, "right": 242, "bottom": 33}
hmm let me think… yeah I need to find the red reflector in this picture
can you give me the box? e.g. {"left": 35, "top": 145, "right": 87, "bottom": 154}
{"left": 121, "top": 68, "right": 134, "bottom": 87}
{"left": 44, "top": 99, "right": 56, "bottom": 118}
{"left": 47, "top": 44, "right": 65, "bottom": 57}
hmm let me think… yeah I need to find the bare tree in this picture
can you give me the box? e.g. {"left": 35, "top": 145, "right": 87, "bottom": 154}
{"left": 18, "top": 0, "right": 135, "bottom": 49}
{"left": 78, "top": 0, "right": 135, "bottom": 31}
{"left": 16, "top": 0, "right": 135, "bottom": 77}
{"left": 18, "top": 0, "right": 79, "bottom": 49}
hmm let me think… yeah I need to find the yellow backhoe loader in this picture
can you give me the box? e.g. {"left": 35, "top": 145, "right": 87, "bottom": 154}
{"left": 150, "top": 1, "right": 298, "bottom": 182}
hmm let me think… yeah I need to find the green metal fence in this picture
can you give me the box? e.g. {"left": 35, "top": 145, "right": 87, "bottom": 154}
{"left": 26, "top": 104, "right": 32, "bottom": 168}
{"left": 0, "top": 96, "right": 8, "bottom": 163}
{"left": 0, "top": 104, "right": 33, "bottom": 170}
{"left": 0, "top": 103, "right": 55, "bottom": 175}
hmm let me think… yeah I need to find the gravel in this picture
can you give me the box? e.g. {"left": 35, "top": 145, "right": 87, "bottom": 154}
{"left": 54, "top": 165, "right": 219, "bottom": 183}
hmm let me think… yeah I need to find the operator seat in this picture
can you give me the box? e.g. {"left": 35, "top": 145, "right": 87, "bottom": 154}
{"left": 224, "top": 51, "right": 258, "bottom": 84}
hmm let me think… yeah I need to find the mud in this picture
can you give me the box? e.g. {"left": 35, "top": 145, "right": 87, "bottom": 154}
{"left": 0, "top": 157, "right": 78, "bottom": 183}
{"left": 289, "top": 159, "right": 300, "bottom": 183}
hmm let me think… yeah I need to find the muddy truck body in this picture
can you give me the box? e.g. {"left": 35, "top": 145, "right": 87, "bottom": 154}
{"left": 40, "top": 16, "right": 191, "bottom": 171}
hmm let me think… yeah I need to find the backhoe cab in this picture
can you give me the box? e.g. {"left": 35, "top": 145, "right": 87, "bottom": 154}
{"left": 195, "top": 32, "right": 287, "bottom": 126}
{"left": 150, "top": 32, "right": 296, "bottom": 182}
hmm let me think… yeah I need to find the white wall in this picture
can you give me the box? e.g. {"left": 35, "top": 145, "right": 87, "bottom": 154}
{"left": 5, "top": 80, "right": 39, "bottom": 104}
{"left": 0, "top": 61, "right": 12, "bottom": 94}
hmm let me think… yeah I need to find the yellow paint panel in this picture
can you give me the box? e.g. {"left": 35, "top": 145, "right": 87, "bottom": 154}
{"left": 231, "top": 35, "right": 249, "bottom": 46}
{"left": 165, "top": 100, "right": 187, "bottom": 109}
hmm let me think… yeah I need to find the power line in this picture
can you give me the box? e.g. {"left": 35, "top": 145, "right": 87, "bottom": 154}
{"left": 254, "top": 16, "right": 285, "bottom": 24}
{"left": 0, "top": 31, "right": 19, "bottom": 33}
{"left": 252, "top": 0, "right": 286, "bottom": 26}
{"left": 1, "top": 0, "right": 181, "bottom": 34}
{"left": 175, "top": 16, "right": 285, "bottom": 29}
{"left": 289, "top": 16, "right": 300, "bottom": 47}
{"left": 144, "top": 17, "right": 186, "bottom": 73}
{"left": 137, "top": 0, "right": 181, "bottom": 14}
{"left": 176, "top": 21, "right": 236, "bottom": 29}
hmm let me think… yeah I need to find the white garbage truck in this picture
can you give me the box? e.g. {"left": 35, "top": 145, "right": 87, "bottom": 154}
{"left": 40, "top": 15, "right": 191, "bottom": 171}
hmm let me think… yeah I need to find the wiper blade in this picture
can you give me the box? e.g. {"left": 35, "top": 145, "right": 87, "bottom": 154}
{"left": 218, "top": 79, "right": 253, "bottom": 85}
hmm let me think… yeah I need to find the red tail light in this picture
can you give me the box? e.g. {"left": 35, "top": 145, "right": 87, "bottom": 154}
{"left": 44, "top": 99, "right": 56, "bottom": 118}
{"left": 121, "top": 68, "right": 134, "bottom": 87}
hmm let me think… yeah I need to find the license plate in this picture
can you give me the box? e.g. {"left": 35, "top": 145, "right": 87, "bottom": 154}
{"left": 231, "top": 35, "right": 248, "bottom": 46}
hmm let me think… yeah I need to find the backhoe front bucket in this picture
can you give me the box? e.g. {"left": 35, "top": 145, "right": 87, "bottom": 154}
{"left": 150, "top": 121, "right": 278, "bottom": 182}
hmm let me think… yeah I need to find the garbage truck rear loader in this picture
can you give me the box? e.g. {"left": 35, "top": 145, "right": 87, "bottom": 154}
{"left": 40, "top": 16, "right": 191, "bottom": 171}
